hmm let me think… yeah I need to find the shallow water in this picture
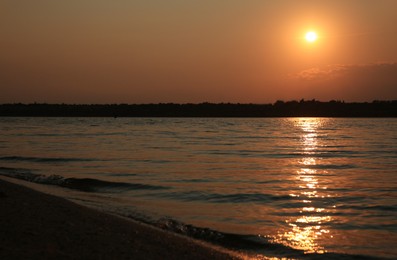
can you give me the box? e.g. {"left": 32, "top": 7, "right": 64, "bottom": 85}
{"left": 1, "top": 117, "right": 396, "bottom": 258}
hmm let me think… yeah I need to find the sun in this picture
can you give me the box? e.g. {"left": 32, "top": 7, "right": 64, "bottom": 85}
{"left": 305, "top": 31, "right": 318, "bottom": 43}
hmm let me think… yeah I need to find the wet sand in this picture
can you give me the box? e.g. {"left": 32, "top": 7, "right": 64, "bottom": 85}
{"left": 0, "top": 178, "right": 240, "bottom": 259}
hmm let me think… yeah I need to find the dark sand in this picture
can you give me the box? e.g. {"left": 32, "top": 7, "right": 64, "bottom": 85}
{"left": 0, "top": 179, "right": 240, "bottom": 259}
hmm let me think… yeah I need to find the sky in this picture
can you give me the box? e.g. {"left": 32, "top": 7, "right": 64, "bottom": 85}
{"left": 1, "top": 0, "right": 397, "bottom": 104}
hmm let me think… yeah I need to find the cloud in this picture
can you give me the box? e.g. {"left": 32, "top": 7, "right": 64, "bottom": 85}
{"left": 294, "top": 65, "right": 346, "bottom": 81}
{"left": 291, "top": 62, "right": 397, "bottom": 101}
{"left": 294, "top": 62, "right": 397, "bottom": 81}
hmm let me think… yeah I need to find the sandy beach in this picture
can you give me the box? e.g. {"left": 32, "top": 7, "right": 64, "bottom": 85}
{"left": 0, "top": 178, "right": 240, "bottom": 259}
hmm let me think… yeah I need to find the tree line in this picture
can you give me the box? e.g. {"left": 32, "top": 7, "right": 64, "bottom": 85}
{"left": 0, "top": 100, "right": 396, "bottom": 117}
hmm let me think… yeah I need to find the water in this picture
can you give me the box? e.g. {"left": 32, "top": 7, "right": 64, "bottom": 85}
{"left": 0, "top": 117, "right": 396, "bottom": 259}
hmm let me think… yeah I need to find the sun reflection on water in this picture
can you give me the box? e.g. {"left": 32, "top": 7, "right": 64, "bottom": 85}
{"left": 272, "top": 118, "right": 333, "bottom": 254}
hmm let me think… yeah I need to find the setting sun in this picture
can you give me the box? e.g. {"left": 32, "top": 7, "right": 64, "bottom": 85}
{"left": 305, "top": 31, "right": 318, "bottom": 43}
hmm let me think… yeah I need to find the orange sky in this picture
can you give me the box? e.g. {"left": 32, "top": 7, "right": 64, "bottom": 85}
{"left": 1, "top": 0, "right": 397, "bottom": 103}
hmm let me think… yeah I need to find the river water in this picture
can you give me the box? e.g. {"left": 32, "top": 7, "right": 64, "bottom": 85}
{"left": 0, "top": 117, "right": 396, "bottom": 258}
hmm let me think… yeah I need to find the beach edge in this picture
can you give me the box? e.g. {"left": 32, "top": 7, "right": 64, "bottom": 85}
{"left": 0, "top": 177, "right": 242, "bottom": 260}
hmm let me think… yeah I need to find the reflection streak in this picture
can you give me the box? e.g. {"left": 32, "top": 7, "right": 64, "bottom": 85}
{"left": 272, "top": 118, "right": 333, "bottom": 254}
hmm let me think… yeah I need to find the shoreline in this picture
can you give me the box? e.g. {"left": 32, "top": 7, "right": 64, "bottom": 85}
{"left": 1, "top": 101, "right": 396, "bottom": 117}
{"left": 0, "top": 177, "right": 241, "bottom": 259}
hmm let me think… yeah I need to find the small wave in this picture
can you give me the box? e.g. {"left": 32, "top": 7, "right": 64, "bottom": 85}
{"left": 155, "top": 218, "right": 381, "bottom": 259}
{"left": 155, "top": 218, "right": 303, "bottom": 257}
{"left": 274, "top": 151, "right": 362, "bottom": 159}
{"left": 106, "top": 173, "right": 138, "bottom": 177}
{"left": 0, "top": 156, "right": 98, "bottom": 163}
{"left": 154, "top": 190, "right": 293, "bottom": 204}
{"left": 60, "top": 178, "right": 166, "bottom": 192}
{"left": 135, "top": 159, "right": 171, "bottom": 164}
{"left": 306, "top": 164, "right": 357, "bottom": 169}
{"left": 338, "top": 204, "right": 397, "bottom": 212}
{"left": 171, "top": 178, "right": 212, "bottom": 183}
{"left": 0, "top": 167, "right": 168, "bottom": 192}
{"left": 255, "top": 179, "right": 285, "bottom": 184}
{"left": 329, "top": 220, "right": 397, "bottom": 232}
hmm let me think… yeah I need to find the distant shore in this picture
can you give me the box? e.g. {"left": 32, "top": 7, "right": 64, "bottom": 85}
{"left": 0, "top": 177, "right": 238, "bottom": 260}
{"left": 0, "top": 100, "right": 396, "bottom": 117}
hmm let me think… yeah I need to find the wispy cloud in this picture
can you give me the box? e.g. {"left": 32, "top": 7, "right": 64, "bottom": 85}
{"left": 290, "top": 62, "right": 397, "bottom": 101}
{"left": 294, "top": 62, "right": 397, "bottom": 81}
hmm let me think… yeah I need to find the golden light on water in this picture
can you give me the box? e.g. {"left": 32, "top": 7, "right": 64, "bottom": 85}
{"left": 272, "top": 118, "right": 333, "bottom": 254}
